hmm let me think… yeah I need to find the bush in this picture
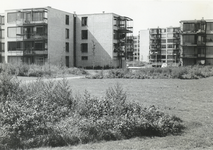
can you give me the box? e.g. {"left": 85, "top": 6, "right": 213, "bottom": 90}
{"left": 87, "top": 65, "right": 213, "bottom": 80}
{"left": 0, "top": 73, "right": 184, "bottom": 149}
{"left": 0, "top": 63, "right": 88, "bottom": 77}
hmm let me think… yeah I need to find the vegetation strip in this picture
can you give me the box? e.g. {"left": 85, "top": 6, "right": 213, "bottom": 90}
{"left": 0, "top": 72, "right": 184, "bottom": 149}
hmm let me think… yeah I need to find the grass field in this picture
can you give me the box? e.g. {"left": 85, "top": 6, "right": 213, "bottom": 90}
{"left": 28, "top": 77, "right": 213, "bottom": 150}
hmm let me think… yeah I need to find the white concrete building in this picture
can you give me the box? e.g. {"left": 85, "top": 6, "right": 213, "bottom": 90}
{"left": 139, "top": 30, "right": 149, "bottom": 62}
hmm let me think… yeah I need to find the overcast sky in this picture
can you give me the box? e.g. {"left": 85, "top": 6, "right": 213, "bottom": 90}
{"left": 1, "top": 0, "right": 213, "bottom": 35}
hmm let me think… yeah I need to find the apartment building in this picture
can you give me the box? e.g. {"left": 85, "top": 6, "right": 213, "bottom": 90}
{"left": 180, "top": 18, "right": 213, "bottom": 66}
{"left": 0, "top": 14, "right": 5, "bottom": 63}
{"left": 0, "top": 7, "right": 133, "bottom": 68}
{"left": 132, "top": 35, "right": 140, "bottom": 61}
{"left": 139, "top": 30, "right": 149, "bottom": 62}
{"left": 149, "top": 27, "right": 180, "bottom": 67}
{"left": 0, "top": 7, "right": 74, "bottom": 67}
{"left": 75, "top": 13, "right": 133, "bottom": 68}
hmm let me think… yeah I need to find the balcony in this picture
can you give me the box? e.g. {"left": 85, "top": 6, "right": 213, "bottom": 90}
{"left": 17, "top": 32, "right": 47, "bottom": 41}
{"left": 181, "top": 54, "right": 197, "bottom": 58}
{"left": 7, "top": 51, "right": 23, "bottom": 56}
{"left": 23, "top": 49, "right": 48, "bottom": 56}
{"left": 181, "top": 42, "right": 197, "bottom": 46}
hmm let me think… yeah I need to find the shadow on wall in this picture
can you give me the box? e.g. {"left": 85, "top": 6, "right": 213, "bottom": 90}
{"left": 75, "top": 16, "right": 120, "bottom": 69}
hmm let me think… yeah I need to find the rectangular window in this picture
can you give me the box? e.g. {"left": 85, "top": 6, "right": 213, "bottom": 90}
{"left": 81, "top": 56, "right": 88, "bottom": 60}
{"left": 82, "top": 17, "right": 87, "bottom": 26}
{"left": 167, "top": 39, "right": 173, "bottom": 43}
{"left": 8, "top": 27, "right": 22, "bottom": 38}
{"left": 81, "top": 30, "right": 88, "bottom": 39}
{"left": 161, "top": 45, "right": 166, "bottom": 48}
{"left": 66, "top": 42, "right": 69, "bottom": 52}
{"left": 66, "top": 15, "right": 69, "bottom": 25}
{"left": 65, "top": 56, "right": 69, "bottom": 67}
{"left": 0, "top": 29, "right": 5, "bottom": 39}
{"left": 34, "top": 42, "right": 44, "bottom": 50}
{"left": 81, "top": 43, "right": 88, "bottom": 53}
{"left": 0, "top": 43, "right": 4, "bottom": 52}
{"left": 207, "top": 23, "right": 213, "bottom": 31}
{"left": 0, "top": 15, "right": 4, "bottom": 25}
{"left": 66, "top": 28, "right": 69, "bottom": 39}
{"left": 7, "top": 13, "right": 17, "bottom": 23}
{"left": 32, "top": 12, "right": 43, "bottom": 21}
{"left": 167, "top": 44, "right": 174, "bottom": 48}
{"left": 114, "top": 30, "right": 118, "bottom": 39}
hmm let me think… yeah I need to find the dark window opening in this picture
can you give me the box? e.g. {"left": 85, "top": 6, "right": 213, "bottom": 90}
{"left": 0, "top": 42, "right": 4, "bottom": 52}
{"left": 81, "top": 43, "right": 88, "bottom": 53}
{"left": 81, "top": 56, "right": 88, "bottom": 60}
{"left": 0, "top": 15, "right": 4, "bottom": 25}
{"left": 81, "top": 30, "right": 88, "bottom": 39}
{"left": 66, "top": 42, "right": 69, "bottom": 52}
{"left": 66, "top": 15, "right": 69, "bottom": 25}
{"left": 0, "top": 29, "right": 4, "bottom": 39}
{"left": 66, "top": 56, "right": 69, "bottom": 67}
{"left": 82, "top": 17, "right": 87, "bottom": 26}
{"left": 66, "top": 28, "right": 69, "bottom": 39}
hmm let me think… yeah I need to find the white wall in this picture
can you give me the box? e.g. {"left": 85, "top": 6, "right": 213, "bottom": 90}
{"left": 139, "top": 30, "right": 149, "bottom": 62}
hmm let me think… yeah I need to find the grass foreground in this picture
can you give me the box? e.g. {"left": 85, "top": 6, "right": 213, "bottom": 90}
{"left": 31, "top": 77, "right": 213, "bottom": 150}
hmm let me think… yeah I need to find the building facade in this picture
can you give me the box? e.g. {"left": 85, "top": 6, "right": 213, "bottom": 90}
{"left": 0, "top": 7, "right": 133, "bottom": 68}
{"left": 75, "top": 13, "right": 133, "bottom": 68}
{"left": 149, "top": 27, "right": 180, "bottom": 67}
{"left": 180, "top": 18, "right": 213, "bottom": 66}
{"left": 139, "top": 30, "right": 149, "bottom": 62}
{"left": 1, "top": 7, "right": 74, "bottom": 67}
{"left": 133, "top": 35, "right": 140, "bottom": 61}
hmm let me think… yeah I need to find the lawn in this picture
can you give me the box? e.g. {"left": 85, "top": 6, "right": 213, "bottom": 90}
{"left": 30, "top": 77, "right": 213, "bottom": 150}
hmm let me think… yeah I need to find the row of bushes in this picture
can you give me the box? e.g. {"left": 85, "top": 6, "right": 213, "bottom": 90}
{"left": 87, "top": 65, "right": 213, "bottom": 79}
{"left": 0, "top": 63, "right": 88, "bottom": 77}
{"left": 0, "top": 72, "right": 184, "bottom": 149}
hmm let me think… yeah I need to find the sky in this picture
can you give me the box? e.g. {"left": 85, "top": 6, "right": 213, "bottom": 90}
{"left": 1, "top": 0, "right": 213, "bottom": 35}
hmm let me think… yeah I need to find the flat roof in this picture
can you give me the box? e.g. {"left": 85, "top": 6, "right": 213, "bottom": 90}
{"left": 180, "top": 19, "right": 213, "bottom": 23}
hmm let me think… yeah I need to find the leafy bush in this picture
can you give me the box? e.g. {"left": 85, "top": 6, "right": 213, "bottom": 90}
{"left": 87, "top": 65, "right": 213, "bottom": 80}
{"left": 0, "top": 63, "right": 88, "bottom": 77}
{"left": 0, "top": 73, "right": 184, "bottom": 149}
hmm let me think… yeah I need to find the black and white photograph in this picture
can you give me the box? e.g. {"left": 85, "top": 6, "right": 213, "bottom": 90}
{"left": 0, "top": 0, "right": 213, "bottom": 149}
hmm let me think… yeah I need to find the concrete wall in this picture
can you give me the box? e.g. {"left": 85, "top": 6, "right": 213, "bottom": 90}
{"left": 47, "top": 7, "right": 74, "bottom": 67}
{"left": 139, "top": 30, "right": 149, "bottom": 62}
{"left": 76, "top": 13, "right": 114, "bottom": 68}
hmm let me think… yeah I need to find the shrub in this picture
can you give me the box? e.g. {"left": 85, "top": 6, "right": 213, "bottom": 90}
{"left": 0, "top": 74, "right": 184, "bottom": 149}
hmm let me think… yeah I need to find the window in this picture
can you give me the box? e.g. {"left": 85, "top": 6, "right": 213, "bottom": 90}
{"left": 0, "top": 15, "right": 4, "bottom": 25}
{"left": 0, "top": 42, "right": 4, "bottom": 52}
{"left": 161, "top": 39, "right": 166, "bottom": 43}
{"left": 66, "top": 15, "right": 69, "bottom": 25}
{"left": 161, "top": 45, "right": 166, "bottom": 48}
{"left": 167, "top": 44, "right": 174, "bottom": 48}
{"left": 81, "top": 30, "right": 88, "bottom": 39}
{"left": 81, "top": 43, "right": 88, "bottom": 53}
{"left": 36, "top": 26, "right": 45, "bottom": 35}
{"left": 183, "top": 23, "right": 195, "bottom": 32}
{"left": 7, "top": 13, "right": 17, "bottom": 23}
{"left": 66, "top": 28, "right": 69, "bottom": 39}
{"left": 81, "top": 56, "right": 88, "bottom": 60}
{"left": 65, "top": 56, "right": 69, "bottom": 67}
{"left": 66, "top": 42, "right": 69, "bottom": 52}
{"left": 207, "top": 23, "right": 213, "bottom": 31}
{"left": 167, "top": 39, "right": 173, "bottom": 43}
{"left": 82, "top": 17, "right": 87, "bottom": 26}
{"left": 0, "top": 29, "right": 4, "bottom": 39}
{"left": 35, "top": 57, "right": 44, "bottom": 65}
{"left": 32, "top": 12, "right": 43, "bottom": 21}
{"left": 34, "top": 42, "right": 44, "bottom": 50}
{"left": 8, "top": 27, "right": 22, "bottom": 38}
{"left": 8, "top": 42, "right": 22, "bottom": 51}
{"left": 113, "top": 30, "right": 118, "bottom": 39}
